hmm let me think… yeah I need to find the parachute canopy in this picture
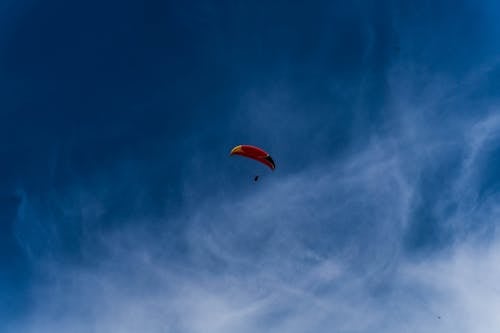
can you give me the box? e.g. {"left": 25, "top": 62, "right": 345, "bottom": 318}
{"left": 230, "top": 145, "right": 276, "bottom": 170}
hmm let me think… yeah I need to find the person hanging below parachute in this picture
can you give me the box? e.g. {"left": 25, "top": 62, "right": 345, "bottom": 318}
{"left": 229, "top": 144, "right": 275, "bottom": 181}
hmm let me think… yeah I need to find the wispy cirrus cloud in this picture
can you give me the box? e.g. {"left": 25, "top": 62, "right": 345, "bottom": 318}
{"left": 10, "top": 59, "right": 500, "bottom": 332}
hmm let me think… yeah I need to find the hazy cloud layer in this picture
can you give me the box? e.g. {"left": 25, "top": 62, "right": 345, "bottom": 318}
{"left": 3, "top": 1, "right": 500, "bottom": 332}
{"left": 9, "top": 62, "right": 500, "bottom": 332}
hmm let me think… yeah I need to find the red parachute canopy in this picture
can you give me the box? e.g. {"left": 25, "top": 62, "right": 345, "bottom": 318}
{"left": 230, "top": 145, "right": 276, "bottom": 171}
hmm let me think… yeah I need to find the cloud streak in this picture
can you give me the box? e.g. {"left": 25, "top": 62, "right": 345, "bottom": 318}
{"left": 5, "top": 1, "right": 500, "bottom": 330}
{"left": 9, "top": 59, "right": 500, "bottom": 332}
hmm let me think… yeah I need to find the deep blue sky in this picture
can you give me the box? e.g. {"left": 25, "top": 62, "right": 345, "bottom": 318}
{"left": 1, "top": 1, "right": 500, "bottom": 332}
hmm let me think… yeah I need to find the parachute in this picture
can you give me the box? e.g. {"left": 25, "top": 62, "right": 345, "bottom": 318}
{"left": 230, "top": 145, "right": 276, "bottom": 171}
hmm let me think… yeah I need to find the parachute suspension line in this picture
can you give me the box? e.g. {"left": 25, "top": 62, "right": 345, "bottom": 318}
{"left": 229, "top": 144, "right": 275, "bottom": 183}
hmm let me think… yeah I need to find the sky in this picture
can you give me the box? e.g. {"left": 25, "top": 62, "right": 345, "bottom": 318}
{"left": 1, "top": 0, "right": 500, "bottom": 332}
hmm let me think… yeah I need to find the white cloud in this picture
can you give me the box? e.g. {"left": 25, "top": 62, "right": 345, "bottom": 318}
{"left": 9, "top": 57, "right": 500, "bottom": 333}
